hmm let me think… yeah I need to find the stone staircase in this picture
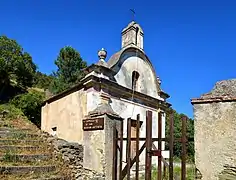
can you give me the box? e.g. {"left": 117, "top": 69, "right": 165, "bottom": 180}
{"left": 0, "top": 120, "right": 72, "bottom": 180}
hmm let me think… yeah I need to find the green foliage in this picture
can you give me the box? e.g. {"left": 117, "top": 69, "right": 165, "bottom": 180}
{"left": 33, "top": 71, "right": 54, "bottom": 90}
{"left": 11, "top": 132, "right": 27, "bottom": 140}
{"left": 3, "top": 149, "right": 18, "bottom": 162}
{"left": 0, "top": 35, "right": 37, "bottom": 102}
{"left": 50, "top": 46, "right": 87, "bottom": 94}
{"left": 140, "top": 165, "right": 195, "bottom": 180}
{"left": 10, "top": 90, "right": 45, "bottom": 127}
{"left": 0, "top": 35, "right": 37, "bottom": 88}
{"left": 165, "top": 108, "right": 194, "bottom": 161}
{"left": 0, "top": 104, "right": 26, "bottom": 121}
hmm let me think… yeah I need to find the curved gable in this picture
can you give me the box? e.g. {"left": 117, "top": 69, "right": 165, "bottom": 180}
{"left": 108, "top": 46, "right": 160, "bottom": 99}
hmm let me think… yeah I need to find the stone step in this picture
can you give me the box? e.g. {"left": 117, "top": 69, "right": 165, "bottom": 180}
{"left": 0, "top": 145, "right": 42, "bottom": 151}
{"left": 0, "top": 154, "right": 51, "bottom": 162}
{"left": 0, "top": 174, "right": 71, "bottom": 180}
{"left": 0, "top": 127, "right": 32, "bottom": 132}
{"left": 33, "top": 175, "right": 71, "bottom": 180}
{"left": 0, "top": 123, "right": 12, "bottom": 128}
{"left": 0, "top": 131, "right": 40, "bottom": 139}
{"left": 0, "top": 139, "right": 44, "bottom": 145}
{"left": 0, "top": 165, "right": 56, "bottom": 175}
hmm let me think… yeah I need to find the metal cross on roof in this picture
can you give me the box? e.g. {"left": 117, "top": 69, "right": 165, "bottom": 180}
{"left": 130, "top": 9, "right": 135, "bottom": 21}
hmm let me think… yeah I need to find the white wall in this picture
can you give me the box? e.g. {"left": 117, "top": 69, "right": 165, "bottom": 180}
{"left": 112, "top": 51, "right": 160, "bottom": 99}
{"left": 110, "top": 96, "right": 166, "bottom": 169}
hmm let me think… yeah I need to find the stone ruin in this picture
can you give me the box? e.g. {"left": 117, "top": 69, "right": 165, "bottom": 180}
{"left": 191, "top": 79, "right": 236, "bottom": 180}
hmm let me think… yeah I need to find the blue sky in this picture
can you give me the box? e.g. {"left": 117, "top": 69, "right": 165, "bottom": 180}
{"left": 1, "top": 0, "right": 236, "bottom": 118}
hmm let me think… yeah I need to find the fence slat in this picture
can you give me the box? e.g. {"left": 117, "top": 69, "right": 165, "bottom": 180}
{"left": 113, "top": 125, "right": 118, "bottom": 180}
{"left": 119, "top": 120, "right": 123, "bottom": 180}
{"left": 126, "top": 118, "right": 132, "bottom": 180}
{"left": 181, "top": 116, "right": 187, "bottom": 180}
{"left": 122, "top": 142, "right": 146, "bottom": 179}
{"left": 118, "top": 137, "right": 194, "bottom": 142}
{"left": 158, "top": 112, "right": 162, "bottom": 180}
{"left": 169, "top": 111, "right": 174, "bottom": 180}
{"left": 135, "top": 114, "right": 140, "bottom": 180}
{"left": 145, "top": 111, "right": 152, "bottom": 180}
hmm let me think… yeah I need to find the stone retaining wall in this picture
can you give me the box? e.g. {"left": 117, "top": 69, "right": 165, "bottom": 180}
{"left": 41, "top": 132, "right": 105, "bottom": 180}
{"left": 41, "top": 132, "right": 83, "bottom": 179}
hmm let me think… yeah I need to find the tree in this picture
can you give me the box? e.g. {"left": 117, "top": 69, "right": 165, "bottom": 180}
{"left": 165, "top": 108, "right": 195, "bottom": 162}
{"left": 33, "top": 71, "right": 54, "bottom": 90}
{"left": 0, "top": 35, "right": 37, "bottom": 101}
{"left": 10, "top": 90, "right": 45, "bottom": 127}
{"left": 50, "top": 46, "right": 87, "bottom": 94}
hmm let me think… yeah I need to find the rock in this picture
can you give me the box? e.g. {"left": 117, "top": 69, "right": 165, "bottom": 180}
{"left": 219, "top": 165, "right": 236, "bottom": 180}
{"left": 201, "top": 79, "right": 236, "bottom": 98}
{"left": 41, "top": 132, "right": 85, "bottom": 179}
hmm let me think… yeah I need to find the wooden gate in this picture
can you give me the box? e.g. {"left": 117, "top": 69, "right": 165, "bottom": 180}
{"left": 112, "top": 110, "right": 194, "bottom": 180}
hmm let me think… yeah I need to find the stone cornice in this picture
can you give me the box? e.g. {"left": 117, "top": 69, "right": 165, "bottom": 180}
{"left": 43, "top": 75, "right": 171, "bottom": 111}
{"left": 191, "top": 96, "right": 236, "bottom": 104}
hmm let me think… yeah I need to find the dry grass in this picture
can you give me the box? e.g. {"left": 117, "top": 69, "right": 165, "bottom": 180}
{"left": 0, "top": 144, "right": 50, "bottom": 155}
{"left": 0, "top": 116, "right": 73, "bottom": 179}
{"left": 0, "top": 139, "right": 44, "bottom": 146}
{"left": 2, "top": 118, "right": 39, "bottom": 132}
{"left": 0, "top": 169, "right": 69, "bottom": 180}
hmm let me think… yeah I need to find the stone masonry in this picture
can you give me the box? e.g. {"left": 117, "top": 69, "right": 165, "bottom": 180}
{"left": 191, "top": 79, "right": 236, "bottom": 180}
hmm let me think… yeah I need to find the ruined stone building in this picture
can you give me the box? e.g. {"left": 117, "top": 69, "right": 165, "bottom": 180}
{"left": 41, "top": 21, "right": 170, "bottom": 176}
{"left": 192, "top": 79, "right": 236, "bottom": 180}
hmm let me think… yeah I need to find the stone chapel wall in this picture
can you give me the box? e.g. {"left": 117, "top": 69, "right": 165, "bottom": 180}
{"left": 41, "top": 89, "right": 87, "bottom": 144}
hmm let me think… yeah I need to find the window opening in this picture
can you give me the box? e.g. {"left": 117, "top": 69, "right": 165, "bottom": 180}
{"left": 132, "top": 71, "right": 140, "bottom": 91}
{"left": 135, "top": 27, "right": 139, "bottom": 46}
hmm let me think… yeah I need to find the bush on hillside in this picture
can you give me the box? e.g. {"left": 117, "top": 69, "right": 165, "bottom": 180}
{"left": 0, "top": 104, "right": 26, "bottom": 120}
{"left": 10, "top": 90, "right": 44, "bottom": 127}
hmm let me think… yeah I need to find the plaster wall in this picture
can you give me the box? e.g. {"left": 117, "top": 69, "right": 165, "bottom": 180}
{"left": 122, "top": 30, "right": 136, "bottom": 48}
{"left": 194, "top": 102, "right": 236, "bottom": 180}
{"left": 110, "top": 97, "right": 166, "bottom": 170}
{"left": 85, "top": 88, "right": 167, "bottom": 169}
{"left": 86, "top": 88, "right": 101, "bottom": 112}
{"left": 41, "top": 89, "right": 87, "bottom": 144}
{"left": 112, "top": 52, "right": 160, "bottom": 99}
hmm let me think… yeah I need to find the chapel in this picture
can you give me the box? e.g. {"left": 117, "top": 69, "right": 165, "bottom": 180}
{"left": 41, "top": 20, "right": 171, "bottom": 173}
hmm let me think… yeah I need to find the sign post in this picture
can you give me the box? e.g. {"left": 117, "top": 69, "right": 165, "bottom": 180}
{"left": 83, "top": 118, "right": 104, "bottom": 131}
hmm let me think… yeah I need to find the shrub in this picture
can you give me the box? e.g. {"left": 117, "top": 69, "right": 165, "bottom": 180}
{"left": 10, "top": 90, "right": 44, "bottom": 127}
{"left": 0, "top": 104, "right": 26, "bottom": 120}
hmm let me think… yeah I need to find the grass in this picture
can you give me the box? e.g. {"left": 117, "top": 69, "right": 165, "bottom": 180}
{"left": 2, "top": 149, "right": 19, "bottom": 163}
{"left": 0, "top": 139, "right": 44, "bottom": 146}
{"left": 0, "top": 158, "right": 55, "bottom": 166}
{"left": 0, "top": 169, "right": 69, "bottom": 180}
{"left": 0, "top": 145, "right": 49, "bottom": 155}
{"left": 139, "top": 165, "right": 196, "bottom": 180}
{"left": 0, "top": 104, "right": 72, "bottom": 180}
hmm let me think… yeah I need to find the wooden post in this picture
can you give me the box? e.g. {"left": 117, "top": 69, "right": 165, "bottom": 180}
{"left": 119, "top": 120, "right": 123, "bottom": 180}
{"left": 145, "top": 111, "right": 152, "bottom": 180}
{"left": 135, "top": 114, "right": 140, "bottom": 180}
{"left": 113, "top": 125, "right": 118, "bottom": 180}
{"left": 181, "top": 116, "right": 187, "bottom": 180}
{"left": 169, "top": 111, "right": 174, "bottom": 180}
{"left": 158, "top": 112, "right": 162, "bottom": 180}
{"left": 127, "top": 118, "right": 132, "bottom": 180}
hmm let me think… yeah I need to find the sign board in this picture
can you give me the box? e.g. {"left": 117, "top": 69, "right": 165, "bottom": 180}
{"left": 83, "top": 118, "right": 104, "bottom": 131}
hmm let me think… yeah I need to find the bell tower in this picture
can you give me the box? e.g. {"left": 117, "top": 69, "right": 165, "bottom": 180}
{"left": 121, "top": 21, "right": 144, "bottom": 50}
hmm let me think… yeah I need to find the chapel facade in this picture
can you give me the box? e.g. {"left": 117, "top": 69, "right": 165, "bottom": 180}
{"left": 41, "top": 21, "right": 171, "bottom": 172}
